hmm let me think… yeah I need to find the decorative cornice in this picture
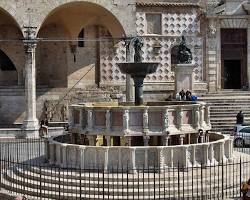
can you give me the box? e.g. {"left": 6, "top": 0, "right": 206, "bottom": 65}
{"left": 136, "top": 1, "right": 200, "bottom": 8}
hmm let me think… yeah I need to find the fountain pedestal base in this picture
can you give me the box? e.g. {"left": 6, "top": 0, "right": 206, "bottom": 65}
{"left": 175, "top": 63, "right": 196, "bottom": 94}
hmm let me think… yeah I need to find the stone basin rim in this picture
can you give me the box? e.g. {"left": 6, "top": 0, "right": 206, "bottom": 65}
{"left": 72, "top": 101, "right": 205, "bottom": 108}
{"left": 49, "top": 132, "right": 229, "bottom": 149}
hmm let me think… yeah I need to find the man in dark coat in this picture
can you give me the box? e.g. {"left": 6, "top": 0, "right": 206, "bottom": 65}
{"left": 236, "top": 110, "right": 244, "bottom": 124}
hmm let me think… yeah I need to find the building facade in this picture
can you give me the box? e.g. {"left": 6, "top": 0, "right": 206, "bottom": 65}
{"left": 0, "top": 0, "right": 249, "bottom": 127}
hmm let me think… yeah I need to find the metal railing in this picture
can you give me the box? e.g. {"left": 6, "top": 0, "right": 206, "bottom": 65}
{"left": 0, "top": 138, "right": 249, "bottom": 200}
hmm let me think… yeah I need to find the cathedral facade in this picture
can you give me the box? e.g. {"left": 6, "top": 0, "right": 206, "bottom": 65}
{"left": 0, "top": 0, "right": 249, "bottom": 126}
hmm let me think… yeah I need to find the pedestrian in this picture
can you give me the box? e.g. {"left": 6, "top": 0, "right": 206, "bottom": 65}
{"left": 179, "top": 89, "right": 185, "bottom": 100}
{"left": 241, "top": 179, "right": 250, "bottom": 200}
{"left": 185, "top": 90, "right": 192, "bottom": 101}
{"left": 236, "top": 110, "right": 244, "bottom": 125}
{"left": 39, "top": 119, "right": 48, "bottom": 138}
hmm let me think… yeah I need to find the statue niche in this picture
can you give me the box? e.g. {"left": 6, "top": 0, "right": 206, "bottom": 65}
{"left": 177, "top": 36, "right": 193, "bottom": 64}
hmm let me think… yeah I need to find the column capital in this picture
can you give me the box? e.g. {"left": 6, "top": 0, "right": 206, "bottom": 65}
{"left": 23, "top": 26, "right": 38, "bottom": 53}
{"left": 24, "top": 40, "right": 37, "bottom": 53}
{"left": 23, "top": 26, "right": 37, "bottom": 39}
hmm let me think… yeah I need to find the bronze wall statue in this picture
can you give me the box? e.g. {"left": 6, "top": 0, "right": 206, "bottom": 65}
{"left": 177, "top": 36, "right": 193, "bottom": 64}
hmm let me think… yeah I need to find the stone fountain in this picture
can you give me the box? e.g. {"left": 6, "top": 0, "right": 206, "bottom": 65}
{"left": 46, "top": 36, "right": 233, "bottom": 171}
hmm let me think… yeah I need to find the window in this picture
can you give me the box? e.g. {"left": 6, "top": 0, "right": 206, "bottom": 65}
{"left": 239, "top": 127, "right": 250, "bottom": 133}
{"left": 146, "top": 13, "right": 162, "bottom": 35}
{"left": 78, "top": 28, "right": 85, "bottom": 47}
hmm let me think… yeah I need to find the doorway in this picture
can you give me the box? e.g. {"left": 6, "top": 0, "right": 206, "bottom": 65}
{"left": 221, "top": 29, "right": 247, "bottom": 89}
{"left": 224, "top": 60, "right": 241, "bottom": 89}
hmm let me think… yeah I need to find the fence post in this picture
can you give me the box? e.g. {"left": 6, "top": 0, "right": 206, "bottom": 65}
{"left": 39, "top": 165, "right": 42, "bottom": 199}
{"left": 80, "top": 167, "right": 82, "bottom": 200}
{"left": 240, "top": 158, "right": 242, "bottom": 199}
{"left": 201, "top": 163, "right": 203, "bottom": 199}
{"left": 154, "top": 164, "right": 156, "bottom": 200}
{"left": 59, "top": 166, "right": 61, "bottom": 200}
{"left": 222, "top": 159, "right": 224, "bottom": 199}
{"left": 102, "top": 168, "right": 104, "bottom": 199}
{"left": 178, "top": 163, "right": 180, "bottom": 199}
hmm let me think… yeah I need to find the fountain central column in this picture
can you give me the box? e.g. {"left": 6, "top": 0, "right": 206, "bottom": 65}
{"left": 133, "top": 76, "right": 145, "bottom": 105}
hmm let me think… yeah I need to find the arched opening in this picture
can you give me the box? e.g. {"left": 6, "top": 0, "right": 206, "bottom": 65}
{"left": 0, "top": 8, "right": 24, "bottom": 86}
{"left": 37, "top": 2, "right": 126, "bottom": 88}
{"left": 0, "top": 8, "right": 25, "bottom": 126}
{"left": 0, "top": 49, "right": 17, "bottom": 85}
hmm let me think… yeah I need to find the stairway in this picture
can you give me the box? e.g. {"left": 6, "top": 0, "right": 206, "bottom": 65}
{"left": 0, "top": 160, "right": 244, "bottom": 200}
{"left": 198, "top": 91, "right": 250, "bottom": 134}
{"left": 0, "top": 85, "right": 123, "bottom": 127}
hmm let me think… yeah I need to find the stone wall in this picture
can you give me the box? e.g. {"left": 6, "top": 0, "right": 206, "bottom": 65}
{"left": 99, "top": 5, "right": 206, "bottom": 92}
{"left": 0, "top": 0, "right": 136, "bottom": 37}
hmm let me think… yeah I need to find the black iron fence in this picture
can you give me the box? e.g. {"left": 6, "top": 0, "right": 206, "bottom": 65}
{"left": 0, "top": 138, "right": 249, "bottom": 200}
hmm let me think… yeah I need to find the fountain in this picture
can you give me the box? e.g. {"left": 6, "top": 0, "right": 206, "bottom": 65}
{"left": 46, "top": 36, "right": 233, "bottom": 171}
{"left": 117, "top": 37, "right": 158, "bottom": 105}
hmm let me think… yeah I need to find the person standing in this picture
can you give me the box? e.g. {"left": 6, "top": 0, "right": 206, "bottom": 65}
{"left": 241, "top": 179, "right": 250, "bottom": 200}
{"left": 236, "top": 110, "right": 244, "bottom": 125}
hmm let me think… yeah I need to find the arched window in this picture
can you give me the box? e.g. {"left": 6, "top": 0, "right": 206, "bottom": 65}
{"left": 0, "top": 50, "right": 16, "bottom": 71}
{"left": 78, "top": 28, "right": 85, "bottom": 47}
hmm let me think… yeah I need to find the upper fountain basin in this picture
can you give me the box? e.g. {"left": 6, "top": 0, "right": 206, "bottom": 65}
{"left": 117, "top": 62, "right": 159, "bottom": 77}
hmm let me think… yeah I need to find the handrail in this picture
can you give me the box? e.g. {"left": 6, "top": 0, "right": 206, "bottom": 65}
{"left": 46, "top": 64, "right": 95, "bottom": 121}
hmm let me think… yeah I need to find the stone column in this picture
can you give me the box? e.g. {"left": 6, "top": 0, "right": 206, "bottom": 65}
{"left": 199, "top": 104, "right": 205, "bottom": 128}
{"left": 209, "top": 143, "right": 214, "bottom": 165}
{"left": 143, "top": 108, "right": 149, "bottom": 134}
{"left": 196, "top": 132, "right": 200, "bottom": 144}
{"left": 22, "top": 34, "right": 39, "bottom": 136}
{"left": 163, "top": 109, "right": 169, "bottom": 134}
{"left": 105, "top": 110, "right": 111, "bottom": 133}
{"left": 194, "top": 106, "right": 200, "bottom": 129}
{"left": 179, "top": 134, "right": 185, "bottom": 145}
{"left": 205, "top": 131, "right": 210, "bottom": 143}
{"left": 163, "top": 135, "right": 169, "bottom": 146}
{"left": 106, "top": 136, "right": 111, "bottom": 146}
{"left": 177, "top": 107, "right": 184, "bottom": 131}
{"left": 199, "top": 131, "right": 205, "bottom": 143}
{"left": 205, "top": 104, "right": 211, "bottom": 128}
{"left": 143, "top": 135, "right": 150, "bottom": 146}
{"left": 87, "top": 109, "right": 93, "bottom": 132}
{"left": 123, "top": 109, "right": 129, "bottom": 134}
{"left": 124, "top": 38, "right": 134, "bottom": 102}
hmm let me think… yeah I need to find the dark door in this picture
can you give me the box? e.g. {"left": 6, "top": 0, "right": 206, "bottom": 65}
{"left": 224, "top": 60, "right": 241, "bottom": 89}
{"left": 221, "top": 29, "right": 247, "bottom": 89}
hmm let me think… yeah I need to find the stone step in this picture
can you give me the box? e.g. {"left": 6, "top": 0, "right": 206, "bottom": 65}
{"left": 12, "top": 165, "right": 227, "bottom": 185}
{"left": 0, "top": 168, "right": 241, "bottom": 200}
{"left": 0, "top": 177, "right": 230, "bottom": 200}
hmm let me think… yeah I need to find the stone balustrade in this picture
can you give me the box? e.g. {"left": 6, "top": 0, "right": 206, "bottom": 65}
{"left": 47, "top": 132, "right": 233, "bottom": 170}
{"left": 69, "top": 101, "right": 211, "bottom": 136}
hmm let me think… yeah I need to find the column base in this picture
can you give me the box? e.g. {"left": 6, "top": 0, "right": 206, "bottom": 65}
{"left": 22, "top": 119, "right": 40, "bottom": 138}
{"left": 22, "top": 119, "right": 39, "bottom": 130}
